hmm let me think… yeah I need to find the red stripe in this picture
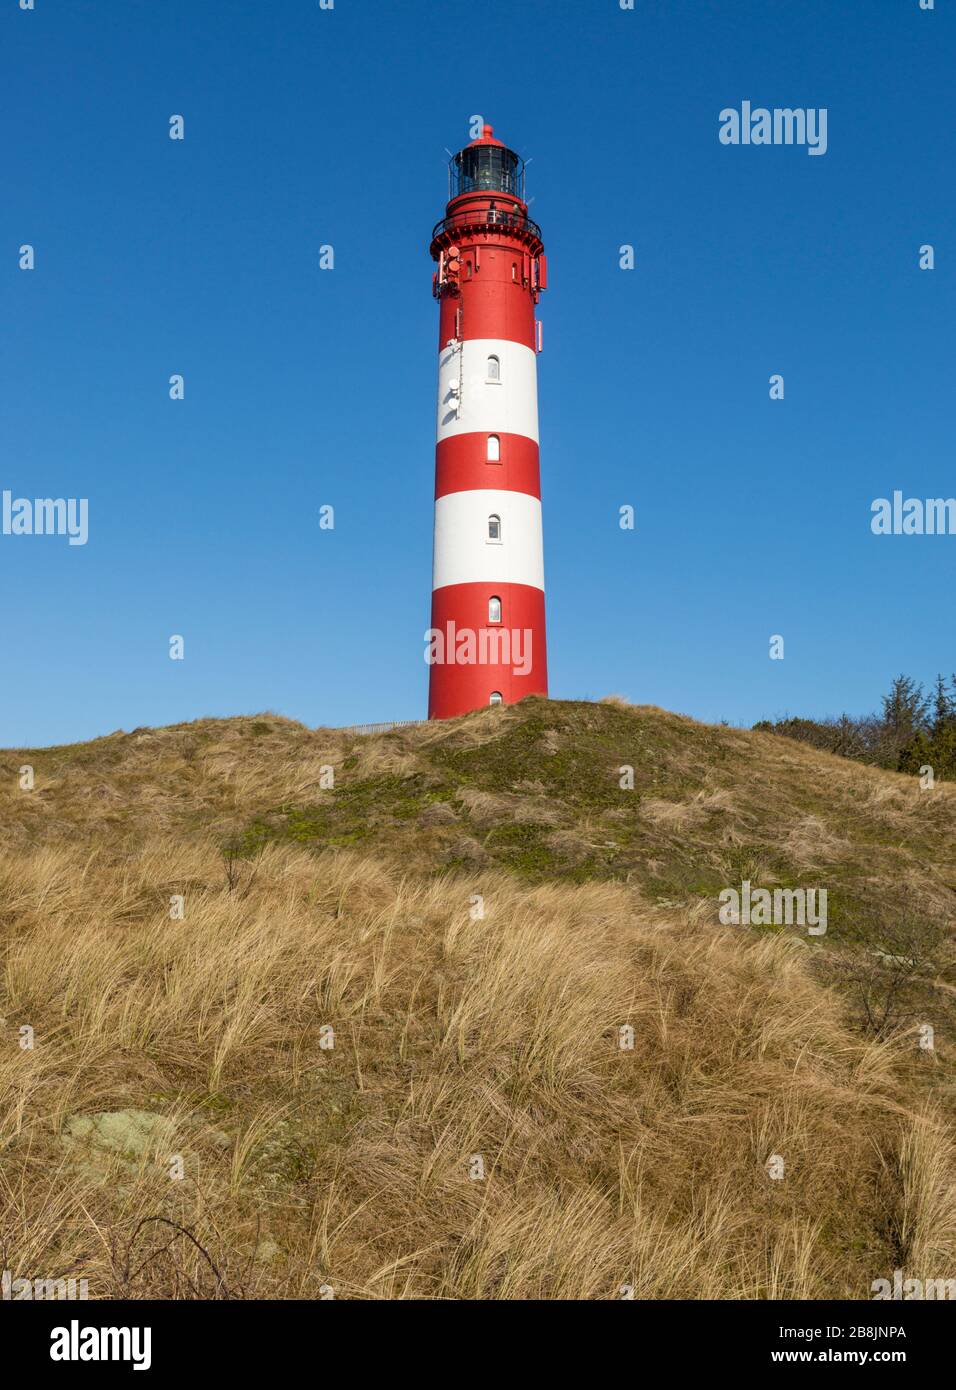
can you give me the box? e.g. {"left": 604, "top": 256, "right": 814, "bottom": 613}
{"left": 438, "top": 255, "right": 536, "bottom": 350}
{"left": 427, "top": 583, "right": 548, "bottom": 720}
{"left": 435, "top": 433, "right": 540, "bottom": 500}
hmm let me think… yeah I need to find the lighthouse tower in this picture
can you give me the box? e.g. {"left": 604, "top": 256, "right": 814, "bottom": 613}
{"left": 427, "top": 124, "right": 548, "bottom": 720}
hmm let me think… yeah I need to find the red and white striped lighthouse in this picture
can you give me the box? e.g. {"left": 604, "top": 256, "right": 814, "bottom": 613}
{"left": 427, "top": 124, "right": 548, "bottom": 720}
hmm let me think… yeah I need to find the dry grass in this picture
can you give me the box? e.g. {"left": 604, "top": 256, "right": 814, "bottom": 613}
{"left": 1, "top": 835, "right": 953, "bottom": 1299}
{"left": 1, "top": 699, "right": 954, "bottom": 1300}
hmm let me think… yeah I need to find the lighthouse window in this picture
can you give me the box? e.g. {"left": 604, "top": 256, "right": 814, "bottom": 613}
{"left": 489, "top": 691, "right": 503, "bottom": 706}
{"left": 486, "top": 355, "right": 500, "bottom": 383}
{"left": 487, "top": 514, "right": 501, "bottom": 543}
{"left": 464, "top": 260, "right": 473, "bottom": 279}
{"left": 487, "top": 434, "right": 500, "bottom": 462}
{"left": 488, "top": 596, "right": 502, "bottom": 624}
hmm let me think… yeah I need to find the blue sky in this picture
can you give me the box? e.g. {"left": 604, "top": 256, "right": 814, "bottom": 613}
{"left": 3, "top": 0, "right": 953, "bottom": 747}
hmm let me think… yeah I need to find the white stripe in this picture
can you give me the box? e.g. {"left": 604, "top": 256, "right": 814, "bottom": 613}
{"left": 432, "top": 489, "right": 544, "bottom": 590}
{"left": 436, "top": 338, "right": 538, "bottom": 445}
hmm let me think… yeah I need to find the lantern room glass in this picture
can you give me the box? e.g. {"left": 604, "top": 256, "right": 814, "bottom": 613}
{"left": 451, "top": 145, "right": 524, "bottom": 200}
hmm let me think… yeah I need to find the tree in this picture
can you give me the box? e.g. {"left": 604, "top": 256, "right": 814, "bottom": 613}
{"left": 897, "top": 676, "right": 956, "bottom": 779}
{"left": 754, "top": 674, "right": 956, "bottom": 777}
{"left": 931, "top": 673, "right": 956, "bottom": 735}
{"left": 881, "top": 675, "right": 930, "bottom": 738}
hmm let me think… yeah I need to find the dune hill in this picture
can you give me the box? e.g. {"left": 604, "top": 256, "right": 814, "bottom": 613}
{"left": 1, "top": 697, "right": 954, "bottom": 1299}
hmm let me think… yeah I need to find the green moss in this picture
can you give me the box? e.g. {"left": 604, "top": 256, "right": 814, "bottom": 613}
{"left": 209, "top": 701, "right": 954, "bottom": 938}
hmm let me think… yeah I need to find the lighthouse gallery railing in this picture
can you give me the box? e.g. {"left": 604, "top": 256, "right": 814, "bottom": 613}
{"left": 431, "top": 207, "right": 542, "bottom": 243}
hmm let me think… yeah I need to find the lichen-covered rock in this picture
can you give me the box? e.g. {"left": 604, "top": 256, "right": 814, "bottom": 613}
{"left": 60, "top": 1110, "right": 176, "bottom": 1181}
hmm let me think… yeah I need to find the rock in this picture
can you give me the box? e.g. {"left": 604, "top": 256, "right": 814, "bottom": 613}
{"left": 60, "top": 1109, "right": 176, "bottom": 1178}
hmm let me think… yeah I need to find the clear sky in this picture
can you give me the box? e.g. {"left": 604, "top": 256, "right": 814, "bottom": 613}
{"left": 4, "top": 0, "right": 953, "bottom": 748}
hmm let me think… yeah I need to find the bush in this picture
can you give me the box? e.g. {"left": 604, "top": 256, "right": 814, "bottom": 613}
{"left": 755, "top": 674, "right": 956, "bottom": 779}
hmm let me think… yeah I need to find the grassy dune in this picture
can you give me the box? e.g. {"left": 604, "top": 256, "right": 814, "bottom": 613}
{"left": 1, "top": 698, "right": 954, "bottom": 1299}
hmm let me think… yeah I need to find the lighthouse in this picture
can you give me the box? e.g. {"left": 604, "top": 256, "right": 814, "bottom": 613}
{"left": 427, "top": 124, "right": 548, "bottom": 720}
